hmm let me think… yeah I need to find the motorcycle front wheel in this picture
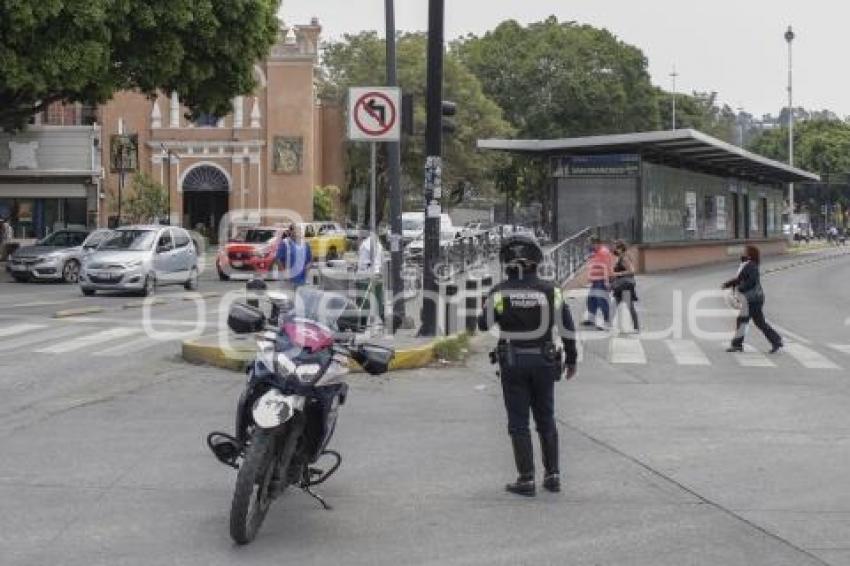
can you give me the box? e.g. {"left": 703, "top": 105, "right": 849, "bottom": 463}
{"left": 229, "top": 431, "right": 278, "bottom": 544}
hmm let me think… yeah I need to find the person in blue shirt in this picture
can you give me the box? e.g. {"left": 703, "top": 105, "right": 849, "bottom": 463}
{"left": 275, "top": 225, "right": 312, "bottom": 289}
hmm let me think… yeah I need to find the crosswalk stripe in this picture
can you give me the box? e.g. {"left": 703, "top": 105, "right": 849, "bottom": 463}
{"left": 784, "top": 343, "right": 840, "bottom": 370}
{"left": 36, "top": 327, "right": 140, "bottom": 354}
{"left": 0, "top": 325, "right": 83, "bottom": 352}
{"left": 735, "top": 345, "right": 776, "bottom": 368}
{"left": 0, "top": 323, "right": 47, "bottom": 338}
{"left": 610, "top": 337, "right": 646, "bottom": 364}
{"left": 93, "top": 335, "right": 174, "bottom": 357}
{"left": 829, "top": 344, "right": 850, "bottom": 356}
{"left": 771, "top": 324, "right": 813, "bottom": 345}
{"left": 665, "top": 339, "right": 710, "bottom": 366}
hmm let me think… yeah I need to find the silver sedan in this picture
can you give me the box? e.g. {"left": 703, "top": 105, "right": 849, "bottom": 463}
{"left": 6, "top": 229, "right": 113, "bottom": 283}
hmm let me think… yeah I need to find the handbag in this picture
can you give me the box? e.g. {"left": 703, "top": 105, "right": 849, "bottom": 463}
{"left": 611, "top": 274, "right": 635, "bottom": 293}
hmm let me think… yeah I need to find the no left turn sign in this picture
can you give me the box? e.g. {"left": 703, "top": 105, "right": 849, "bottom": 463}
{"left": 348, "top": 87, "right": 401, "bottom": 142}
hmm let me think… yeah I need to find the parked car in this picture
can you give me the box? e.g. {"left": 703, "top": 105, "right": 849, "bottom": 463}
{"left": 301, "top": 222, "right": 347, "bottom": 261}
{"left": 216, "top": 226, "right": 287, "bottom": 281}
{"left": 6, "top": 229, "right": 112, "bottom": 283}
{"left": 401, "top": 212, "right": 457, "bottom": 246}
{"left": 80, "top": 225, "right": 198, "bottom": 296}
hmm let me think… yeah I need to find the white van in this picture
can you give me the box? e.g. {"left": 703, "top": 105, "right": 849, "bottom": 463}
{"left": 402, "top": 212, "right": 456, "bottom": 244}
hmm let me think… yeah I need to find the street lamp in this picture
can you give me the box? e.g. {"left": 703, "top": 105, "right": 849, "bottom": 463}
{"left": 785, "top": 25, "right": 796, "bottom": 221}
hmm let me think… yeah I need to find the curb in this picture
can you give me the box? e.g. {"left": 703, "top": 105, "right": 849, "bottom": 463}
{"left": 181, "top": 332, "right": 470, "bottom": 374}
{"left": 53, "top": 307, "right": 105, "bottom": 318}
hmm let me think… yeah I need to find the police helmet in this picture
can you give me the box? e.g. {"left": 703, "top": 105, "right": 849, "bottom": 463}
{"left": 499, "top": 235, "right": 543, "bottom": 267}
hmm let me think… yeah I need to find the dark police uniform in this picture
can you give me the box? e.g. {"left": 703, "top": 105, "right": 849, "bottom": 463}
{"left": 478, "top": 239, "right": 578, "bottom": 496}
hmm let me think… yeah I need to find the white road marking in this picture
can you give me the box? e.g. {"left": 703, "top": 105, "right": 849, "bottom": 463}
{"left": 93, "top": 335, "right": 173, "bottom": 357}
{"left": 0, "top": 323, "right": 47, "bottom": 338}
{"left": 735, "top": 344, "right": 776, "bottom": 368}
{"left": 610, "top": 337, "right": 646, "bottom": 365}
{"left": 0, "top": 326, "right": 84, "bottom": 352}
{"left": 36, "top": 327, "right": 140, "bottom": 354}
{"left": 784, "top": 343, "right": 841, "bottom": 370}
{"left": 829, "top": 344, "right": 850, "bottom": 356}
{"left": 770, "top": 324, "right": 812, "bottom": 345}
{"left": 665, "top": 339, "right": 710, "bottom": 366}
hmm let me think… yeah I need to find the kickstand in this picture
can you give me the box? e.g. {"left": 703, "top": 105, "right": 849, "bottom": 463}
{"left": 302, "top": 485, "right": 333, "bottom": 511}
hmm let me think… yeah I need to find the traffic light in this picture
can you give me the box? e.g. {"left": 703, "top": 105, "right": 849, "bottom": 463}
{"left": 401, "top": 94, "right": 415, "bottom": 136}
{"left": 441, "top": 100, "right": 457, "bottom": 134}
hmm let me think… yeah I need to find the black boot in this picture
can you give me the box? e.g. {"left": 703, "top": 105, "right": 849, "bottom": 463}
{"left": 540, "top": 431, "right": 561, "bottom": 493}
{"left": 506, "top": 434, "right": 535, "bottom": 497}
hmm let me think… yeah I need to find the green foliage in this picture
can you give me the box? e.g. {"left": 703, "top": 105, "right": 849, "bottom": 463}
{"left": 433, "top": 333, "right": 470, "bottom": 362}
{"left": 0, "top": 0, "right": 280, "bottom": 130}
{"left": 125, "top": 173, "right": 168, "bottom": 224}
{"left": 319, "top": 32, "right": 513, "bottom": 221}
{"left": 657, "top": 90, "right": 740, "bottom": 143}
{"left": 749, "top": 119, "right": 850, "bottom": 177}
{"left": 456, "top": 17, "right": 659, "bottom": 139}
{"left": 313, "top": 185, "right": 341, "bottom": 221}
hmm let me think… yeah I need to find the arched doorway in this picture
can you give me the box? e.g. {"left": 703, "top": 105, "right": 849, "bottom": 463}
{"left": 182, "top": 164, "right": 230, "bottom": 243}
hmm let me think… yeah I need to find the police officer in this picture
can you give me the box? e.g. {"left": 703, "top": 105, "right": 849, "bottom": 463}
{"left": 479, "top": 235, "right": 578, "bottom": 496}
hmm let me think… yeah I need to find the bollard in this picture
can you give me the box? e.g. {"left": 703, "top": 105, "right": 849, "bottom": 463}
{"left": 444, "top": 283, "right": 459, "bottom": 336}
{"left": 464, "top": 277, "right": 481, "bottom": 333}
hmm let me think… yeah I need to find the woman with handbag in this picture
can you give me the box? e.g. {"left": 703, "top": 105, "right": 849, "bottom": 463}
{"left": 611, "top": 240, "right": 639, "bottom": 333}
{"left": 722, "top": 245, "right": 783, "bottom": 353}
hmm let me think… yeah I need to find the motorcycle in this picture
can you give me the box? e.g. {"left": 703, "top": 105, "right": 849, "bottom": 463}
{"left": 207, "top": 287, "right": 394, "bottom": 544}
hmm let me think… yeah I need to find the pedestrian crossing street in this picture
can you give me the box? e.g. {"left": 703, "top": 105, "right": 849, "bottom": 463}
{"left": 577, "top": 333, "right": 850, "bottom": 371}
{"left": 0, "top": 322, "right": 188, "bottom": 358}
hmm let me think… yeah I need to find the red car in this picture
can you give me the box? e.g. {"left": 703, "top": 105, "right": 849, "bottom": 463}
{"left": 217, "top": 226, "right": 287, "bottom": 280}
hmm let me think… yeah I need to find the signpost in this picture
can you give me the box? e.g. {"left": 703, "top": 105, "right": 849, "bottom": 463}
{"left": 348, "top": 87, "right": 401, "bottom": 328}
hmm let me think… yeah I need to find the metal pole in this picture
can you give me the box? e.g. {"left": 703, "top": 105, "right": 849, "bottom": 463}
{"left": 420, "top": 0, "right": 445, "bottom": 336}
{"left": 370, "top": 142, "right": 377, "bottom": 270}
{"left": 670, "top": 66, "right": 678, "bottom": 130}
{"left": 117, "top": 169, "right": 123, "bottom": 227}
{"left": 386, "top": 0, "right": 406, "bottom": 331}
{"left": 786, "top": 26, "right": 796, "bottom": 221}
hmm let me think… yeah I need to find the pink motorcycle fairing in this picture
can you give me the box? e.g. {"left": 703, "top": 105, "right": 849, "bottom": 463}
{"left": 282, "top": 321, "right": 335, "bottom": 353}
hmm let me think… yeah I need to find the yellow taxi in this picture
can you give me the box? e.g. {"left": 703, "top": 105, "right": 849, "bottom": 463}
{"left": 300, "top": 222, "right": 347, "bottom": 261}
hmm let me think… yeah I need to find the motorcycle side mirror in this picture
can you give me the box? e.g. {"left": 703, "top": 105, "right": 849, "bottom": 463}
{"left": 228, "top": 303, "right": 266, "bottom": 334}
{"left": 351, "top": 344, "right": 395, "bottom": 376}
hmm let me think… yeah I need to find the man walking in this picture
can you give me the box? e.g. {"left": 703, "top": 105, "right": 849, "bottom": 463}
{"left": 275, "top": 224, "right": 312, "bottom": 290}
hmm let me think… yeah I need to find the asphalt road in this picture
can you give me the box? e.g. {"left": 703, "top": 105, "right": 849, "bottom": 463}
{"left": 1, "top": 249, "right": 850, "bottom": 565}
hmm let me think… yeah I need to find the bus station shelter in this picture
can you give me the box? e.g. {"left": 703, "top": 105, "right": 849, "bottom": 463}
{"left": 479, "top": 129, "right": 820, "bottom": 272}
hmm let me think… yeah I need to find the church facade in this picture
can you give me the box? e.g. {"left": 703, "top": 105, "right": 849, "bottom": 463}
{"left": 0, "top": 17, "right": 345, "bottom": 240}
{"left": 100, "top": 18, "right": 345, "bottom": 236}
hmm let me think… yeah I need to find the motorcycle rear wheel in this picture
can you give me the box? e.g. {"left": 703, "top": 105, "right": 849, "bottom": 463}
{"left": 229, "top": 432, "right": 277, "bottom": 544}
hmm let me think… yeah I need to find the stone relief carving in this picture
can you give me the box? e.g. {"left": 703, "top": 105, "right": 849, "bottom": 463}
{"left": 8, "top": 141, "right": 39, "bottom": 169}
{"left": 273, "top": 137, "right": 303, "bottom": 175}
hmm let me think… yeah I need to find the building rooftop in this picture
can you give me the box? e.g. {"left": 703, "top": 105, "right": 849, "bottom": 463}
{"left": 478, "top": 129, "right": 820, "bottom": 184}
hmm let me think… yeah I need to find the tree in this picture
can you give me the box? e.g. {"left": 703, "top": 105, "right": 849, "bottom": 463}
{"left": 313, "top": 185, "right": 341, "bottom": 221}
{"left": 456, "top": 17, "right": 660, "bottom": 140}
{"left": 657, "top": 90, "right": 740, "bottom": 143}
{"left": 124, "top": 173, "right": 167, "bottom": 224}
{"left": 749, "top": 119, "right": 850, "bottom": 177}
{"left": 319, "top": 32, "right": 513, "bottom": 223}
{"left": 0, "top": 0, "right": 280, "bottom": 130}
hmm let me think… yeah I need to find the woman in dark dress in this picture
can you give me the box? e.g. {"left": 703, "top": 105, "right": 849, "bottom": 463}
{"left": 722, "top": 245, "right": 783, "bottom": 353}
{"left": 611, "top": 240, "right": 639, "bottom": 333}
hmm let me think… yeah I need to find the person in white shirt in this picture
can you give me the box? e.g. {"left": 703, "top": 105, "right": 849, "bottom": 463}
{"left": 358, "top": 233, "right": 384, "bottom": 275}
{"left": 357, "top": 233, "right": 385, "bottom": 324}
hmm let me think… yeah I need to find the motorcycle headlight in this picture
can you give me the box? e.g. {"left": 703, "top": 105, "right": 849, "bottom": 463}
{"left": 251, "top": 390, "right": 304, "bottom": 429}
{"left": 294, "top": 364, "right": 323, "bottom": 383}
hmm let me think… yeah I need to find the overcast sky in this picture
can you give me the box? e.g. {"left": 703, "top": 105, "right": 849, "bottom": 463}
{"left": 284, "top": 0, "right": 845, "bottom": 120}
